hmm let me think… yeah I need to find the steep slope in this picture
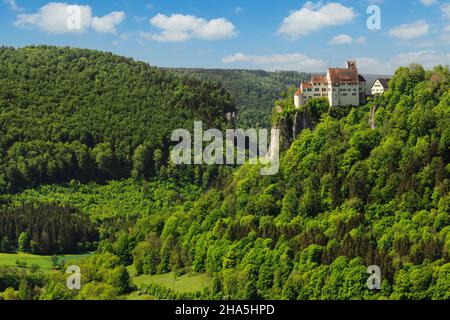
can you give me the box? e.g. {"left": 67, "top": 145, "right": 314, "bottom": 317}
{"left": 132, "top": 64, "right": 450, "bottom": 300}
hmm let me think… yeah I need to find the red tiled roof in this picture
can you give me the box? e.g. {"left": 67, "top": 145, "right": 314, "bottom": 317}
{"left": 301, "top": 81, "right": 312, "bottom": 88}
{"left": 311, "top": 75, "right": 328, "bottom": 83}
{"left": 294, "top": 88, "right": 302, "bottom": 96}
{"left": 328, "top": 67, "right": 359, "bottom": 83}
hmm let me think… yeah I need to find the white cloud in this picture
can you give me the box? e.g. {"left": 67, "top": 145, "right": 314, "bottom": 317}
{"left": 277, "top": 2, "right": 356, "bottom": 39}
{"left": 222, "top": 53, "right": 249, "bottom": 64}
{"left": 356, "top": 50, "right": 450, "bottom": 74}
{"left": 4, "top": 0, "right": 22, "bottom": 12}
{"left": 15, "top": 3, "right": 93, "bottom": 34}
{"left": 419, "top": 0, "right": 437, "bottom": 6}
{"left": 91, "top": 11, "right": 125, "bottom": 34}
{"left": 355, "top": 57, "right": 390, "bottom": 74}
{"left": 222, "top": 52, "right": 326, "bottom": 72}
{"left": 234, "top": 7, "right": 244, "bottom": 14}
{"left": 147, "top": 13, "right": 237, "bottom": 42}
{"left": 223, "top": 50, "right": 450, "bottom": 74}
{"left": 329, "top": 34, "right": 353, "bottom": 44}
{"left": 14, "top": 2, "right": 125, "bottom": 34}
{"left": 444, "top": 25, "right": 450, "bottom": 32}
{"left": 443, "top": 4, "right": 450, "bottom": 19}
{"left": 391, "top": 50, "right": 450, "bottom": 68}
{"left": 329, "top": 34, "right": 366, "bottom": 45}
{"left": 388, "top": 20, "right": 430, "bottom": 40}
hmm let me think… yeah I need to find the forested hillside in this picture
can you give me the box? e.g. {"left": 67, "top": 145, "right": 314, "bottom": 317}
{"left": 123, "top": 64, "right": 448, "bottom": 300}
{"left": 0, "top": 47, "right": 448, "bottom": 300}
{"left": 0, "top": 46, "right": 236, "bottom": 194}
{"left": 169, "top": 68, "right": 312, "bottom": 129}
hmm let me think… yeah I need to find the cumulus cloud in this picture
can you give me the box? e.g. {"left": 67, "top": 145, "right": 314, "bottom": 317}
{"left": 277, "top": 2, "right": 356, "bottom": 39}
{"left": 419, "top": 0, "right": 437, "bottom": 6}
{"left": 329, "top": 34, "right": 366, "bottom": 45}
{"left": 354, "top": 57, "right": 389, "bottom": 74}
{"left": 356, "top": 50, "right": 450, "bottom": 74}
{"left": 92, "top": 11, "right": 125, "bottom": 34}
{"left": 391, "top": 50, "right": 450, "bottom": 68}
{"left": 329, "top": 34, "right": 352, "bottom": 44}
{"left": 388, "top": 20, "right": 430, "bottom": 40}
{"left": 222, "top": 53, "right": 326, "bottom": 72}
{"left": 146, "top": 13, "right": 237, "bottom": 42}
{"left": 14, "top": 2, "right": 125, "bottom": 34}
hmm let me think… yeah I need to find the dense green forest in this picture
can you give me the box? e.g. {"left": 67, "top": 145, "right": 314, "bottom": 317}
{"left": 0, "top": 47, "right": 449, "bottom": 300}
{"left": 0, "top": 203, "right": 98, "bottom": 254}
{"left": 0, "top": 46, "right": 236, "bottom": 194}
{"left": 122, "top": 64, "right": 449, "bottom": 300}
{"left": 169, "top": 68, "right": 312, "bottom": 129}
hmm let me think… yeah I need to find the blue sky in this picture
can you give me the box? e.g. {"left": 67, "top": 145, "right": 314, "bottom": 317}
{"left": 1, "top": 0, "right": 449, "bottom": 73}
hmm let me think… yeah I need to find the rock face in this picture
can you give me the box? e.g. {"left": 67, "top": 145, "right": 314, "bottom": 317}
{"left": 369, "top": 105, "right": 377, "bottom": 129}
{"left": 294, "top": 110, "right": 315, "bottom": 137}
{"left": 273, "top": 110, "right": 315, "bottom": 151}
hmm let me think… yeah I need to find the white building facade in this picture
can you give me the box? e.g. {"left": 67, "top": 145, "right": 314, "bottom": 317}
{"left": 294, "top": 61, "right": 368, "bottom": 108}
{"left": 371, "top": 78, "right": 390, "bottom": 95}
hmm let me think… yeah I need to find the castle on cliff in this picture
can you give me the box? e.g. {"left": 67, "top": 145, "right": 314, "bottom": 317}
{"left": 294, "top": 61, "right": 370, "bottom": 108}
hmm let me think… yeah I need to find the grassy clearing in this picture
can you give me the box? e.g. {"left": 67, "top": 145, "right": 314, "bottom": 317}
{"left": 0, "top": 252, "right": 93, "bottom": 271}
{"left": 126, "top": 291, "right": 155, "bottom": 301}
{"left": 127, "top": 266, "right": 212, "bottom": 294}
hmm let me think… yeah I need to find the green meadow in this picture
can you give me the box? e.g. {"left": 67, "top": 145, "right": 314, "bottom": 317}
{"left": 126, "top": 266, "right": 212, "bottom": 299}
{"left": 133, "top": 272, "right": 211, "bottom": 293}
{"left": 0, "top": 252, "right": 93, "bottom": 271}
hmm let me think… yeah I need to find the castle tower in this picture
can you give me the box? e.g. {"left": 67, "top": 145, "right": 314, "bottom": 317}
{"left": 347, "top": 60, "right": 357, "bottom": 70}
